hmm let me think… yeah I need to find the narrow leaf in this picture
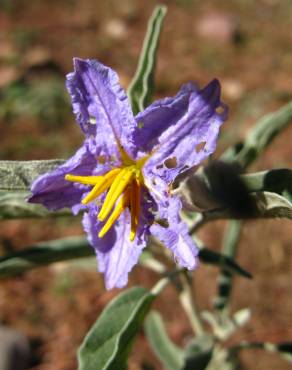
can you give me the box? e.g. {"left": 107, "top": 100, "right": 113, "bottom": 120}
{"left": 174, "top": 161, "right": 255, "bottom": 219}
{"left": 0, "top": 159, "right": 64, "bottom": 191}
{"left": 175, "top": 163, "right": 292, "bottom": 219}
{"left": 0, "top": 191, "right": 70, "bottom": 219}
{"left": 0, "top": 236, "right": 169, "bottom": 279}
{"left": 0, "top": 160, "right": 68, "bottom": 219}
{"left": 127, "top": 5, "right": 167, "bottom": 114}
{"left": 183, "top": 334, "right": 214, "bottom": 370}
{"left": 198, "top": 247, "right": 251, "bottom": 279}
{"left": 221, "top": 102, "right": 292, "bottom": 169}
{"left": 190, "top": 191, "right": 292, "bottom": 228}
{"left": 144, "top": 310, "right": 184, "bottom": 370}
{"left": 78, "top": 287, "right": 155, "bottom": 370}
{"left": 242, "top": 169, "right": 292, "bottom": 202}
{"left": 251, "top": 191, "right": 292, "bottom": 219}
{"left": 0, "top": 236, "right": 92, "bottom": 278}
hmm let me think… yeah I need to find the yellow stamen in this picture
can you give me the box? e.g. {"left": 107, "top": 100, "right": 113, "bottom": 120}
{"left": 65, "top": 174, "right": 102, "bottom": 186}
{"left": 130, "top": 179, "right": 141, "bottom": 241}
{"left": 81, "top": 168, "right": 121, "bottom": 205}
{"left": 81, "top": 178, "right": 107, "bottom": 204}
{"left": 64, "top": 158, "right": 149, "bottom": 242}
{"left": 98, "top": 189, "right": 130, "bottom": 238}
{"left": 98, "top": 167, "right": 135, "bottom": 221}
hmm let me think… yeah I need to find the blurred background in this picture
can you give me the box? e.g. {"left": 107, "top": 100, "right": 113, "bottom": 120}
{"left": 0, "top": 0, "right": 291, "bottom": 369}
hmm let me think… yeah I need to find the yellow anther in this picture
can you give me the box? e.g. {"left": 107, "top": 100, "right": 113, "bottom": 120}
{"left": 98, "top": 167, "right": 135, "bottom": 221}
{"left": 65, "top": 163, "right": 146, "bottom": 242}
{"left": 98, "top": 189, "right": 130, "bottom": 238}
{"left": 81, "top": 168, "right": 121, "bottom": 205}
{"left": 130, "top": 179, "right": 141, "bottom": 241}
{"left": 81, "top": 178, "right": 106, "bottom": 204}
{"left": 65, "top": 174, "right": 102, "bottom": 186}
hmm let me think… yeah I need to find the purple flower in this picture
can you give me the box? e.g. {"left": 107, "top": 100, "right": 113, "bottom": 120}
{"left": 29, "top": 58, "right": 228, "bottom": 289}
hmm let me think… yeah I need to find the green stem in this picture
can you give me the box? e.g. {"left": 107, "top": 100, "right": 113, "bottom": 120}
{"left": 178, "top": 272, "right": 205, "bottom": 335}
{"left": 213, "top": 221, "right": 242, "bottom": 312}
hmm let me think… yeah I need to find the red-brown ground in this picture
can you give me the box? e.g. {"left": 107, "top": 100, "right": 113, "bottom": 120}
{"left": 0, "top": 0, "right": 291, "bottom": 369}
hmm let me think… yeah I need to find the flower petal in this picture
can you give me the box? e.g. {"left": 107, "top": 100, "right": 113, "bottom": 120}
{"left": 29, "top": 141, "right": 105, "bottom": 211}
{"left": 143, "top": 79, "right": 228, "bottom": 184}
{"left": 133, "top": 82, "right": 197, "bottom": 156}
{"left": 150, "top": 196, "right": 198, "bottom": 269}
{"left": 83, "top": 205, "right": 147, "bottom": 290}
{"left": 66, "top": 58, "right": 137, "bottom": 158}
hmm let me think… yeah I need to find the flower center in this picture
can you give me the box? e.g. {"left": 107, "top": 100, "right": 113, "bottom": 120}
{"left": 65, "top": 157, "right": 147, "bottom": 241}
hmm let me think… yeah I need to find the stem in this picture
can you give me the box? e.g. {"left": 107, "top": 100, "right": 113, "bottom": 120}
{"left": 151, "top": 267, "right": 184, "bottom": 296}
{"left": 178, "top": 271, "right": 205, "bottom": 335}
{"left": 213, "top": 221, "right": 242, "bottom": 312}
{"left": 189, "top": 213, "right": 206, "bottom": 234}
{"left": 149, "top": 236, "right": 205, "bottom": 334}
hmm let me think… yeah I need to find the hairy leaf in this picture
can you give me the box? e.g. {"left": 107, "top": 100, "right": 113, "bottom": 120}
{"left": 128, "top": 5, "right": 167, "bottom": 114}
{"left": 221, "top": 102, "right": 292, "bottom": 169}
{"left": 191, "top": 192, "right": 292, "bottom": 230}
{"left": 251, "top": 191, "right": 292, "bottom": 219}
{"left": 0, "top": 160, "right": 68, "bottom": 219}
{"left": 175, "top": 163, "right": 292, "bottom": 218}
{"left": 78, "top": 287, "right": 155, "bottom": 370}
{"left": 198, "top": 247, "right": 251, "bottom": 279}
{"left": 0, "top": 236, "right": 92, "bottom": 278}
{"left": 242, "top": 169, "right": 292, "bottom": 202}
{"left": 183, "top": 334, "right": 214, "bottom": 370}
{"left": 144, "top": 310, "right": 184, "bottom": 370}
{"left": 0, "top": 160, "right": 64, "bottom": 191}
{"left": 0, "top": 191, "right": 70, "bottom": 219}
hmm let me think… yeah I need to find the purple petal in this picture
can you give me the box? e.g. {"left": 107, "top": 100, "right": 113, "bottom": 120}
{"left": 66, "top": 58, "right": 137, "bottom": 158}
{"left": 83, "top": 205, "right": 147, "bottom": 290}
{"left": 134, "top": 82, "right": 198, "bottom": 156}
{"left": 143, "top": 79, "right": 228, "bottom": 184}
{"left": 29, "top": 141, "right": 105, "bottom": 211}
{"left": 150, "top": 196, "right": 198, "bottom": 269}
